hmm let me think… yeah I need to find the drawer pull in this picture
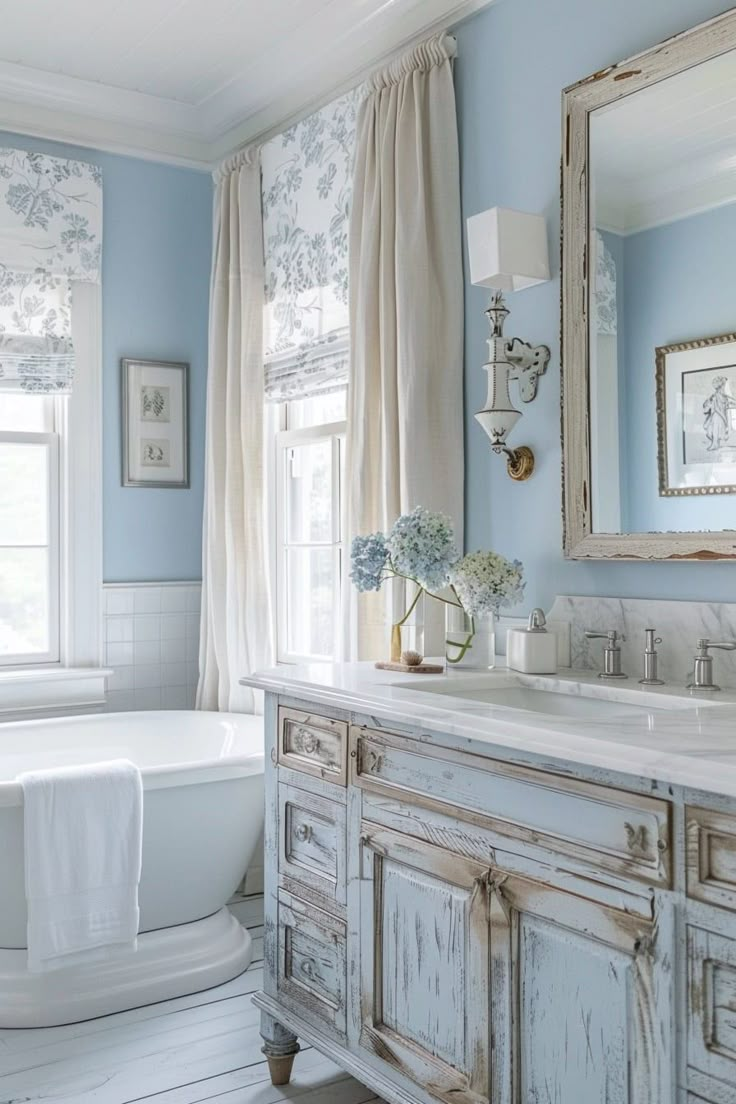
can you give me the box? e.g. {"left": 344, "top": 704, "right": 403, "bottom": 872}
{"left": 294, "top": 823, "right": 313, "bottom": 843}
{"left": 296, "top": 729, "right": 320, "bottom": 755}
{"left": 364, "top": 750, "right": 383, "bottom": 773}
{"left": 300, "top": 957, "right": 318, "bottom": 980}
{"left": 624, "top": 822, "right": 648, "bottom": 856}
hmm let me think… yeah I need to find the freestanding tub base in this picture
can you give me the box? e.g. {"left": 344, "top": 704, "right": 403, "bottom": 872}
{"left": 0, "top": 907, "right": 252, "bottom": 1028}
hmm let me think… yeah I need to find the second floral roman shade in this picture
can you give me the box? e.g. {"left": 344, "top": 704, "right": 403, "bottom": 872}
{"left": 0, "top": 148, "right": 102, "bottom": 394}
{"left": 261, "top": 90, "right": 360, "bottom": 403}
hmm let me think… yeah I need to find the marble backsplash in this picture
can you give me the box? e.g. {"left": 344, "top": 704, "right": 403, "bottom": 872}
{"left": 547, "top": 595, "right": 736, "bottom": 690}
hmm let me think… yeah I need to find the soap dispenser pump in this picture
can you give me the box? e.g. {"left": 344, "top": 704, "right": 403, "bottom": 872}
{"left": 507, "top": 609, "right": 558, "bottom": 674}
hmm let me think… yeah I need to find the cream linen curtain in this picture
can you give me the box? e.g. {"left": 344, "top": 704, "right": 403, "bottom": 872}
{"left": 347, "top": 32, "right": 464, "bottom": 658}
{"left": 197, "top": 150, "right": 273, "bottom": 712}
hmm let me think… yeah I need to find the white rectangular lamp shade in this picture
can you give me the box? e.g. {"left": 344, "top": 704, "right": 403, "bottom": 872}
{"left": 467, "top": 207, "right": 550, "bottom": 291}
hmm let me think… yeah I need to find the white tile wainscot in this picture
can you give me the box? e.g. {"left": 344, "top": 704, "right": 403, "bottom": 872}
{"left": 103, "top": 582, "right": 201, "bottom": 711}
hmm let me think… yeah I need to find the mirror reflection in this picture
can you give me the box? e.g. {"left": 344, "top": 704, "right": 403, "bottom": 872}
{"left": 589, "top": 51, "right": 736, "bottom": 534}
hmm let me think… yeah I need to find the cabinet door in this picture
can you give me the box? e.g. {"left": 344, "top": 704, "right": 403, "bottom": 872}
{"left": 357, "top": 824, "right": 492, "bottom": 1104}
{"left": 490, "top": 870, "right": 674, "bottom": 1104}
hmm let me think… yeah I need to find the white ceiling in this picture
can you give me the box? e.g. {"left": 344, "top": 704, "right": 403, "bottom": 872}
{"left": 0, "top": 0, "right": 493, "bottom": 168}
{"left": 591, "top": 50, "right": 736, "bottom": 234}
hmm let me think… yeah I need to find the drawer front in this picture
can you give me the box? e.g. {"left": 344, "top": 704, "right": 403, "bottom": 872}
{"left": 351, "top": 726, "right": 671, "bottom": 886}
{"left": 688, "top": 923, "right": 736, "bottom": 1090}
{"left": 278, "top": 707, "right": 347, "bottom": 786}
{"left": 277, "top": 890, "right": 346, "bottom": 1035}
{"left": 687, "top": 806, "right": 736, "bottom": 912}
{"left": 278, "top": 782, "right": 346, "bottom": 905}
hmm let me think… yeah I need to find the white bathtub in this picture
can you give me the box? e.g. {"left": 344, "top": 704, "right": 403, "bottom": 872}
{"left": 0, "top": 709, "right": 264, "bottom": 1027}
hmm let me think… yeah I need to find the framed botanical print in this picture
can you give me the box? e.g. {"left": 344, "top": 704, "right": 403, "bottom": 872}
{"left": 656, "top": 333, "right": 736, "bottom": 497}
{"left": 121, "top": 359, "right": 189, "bottom": 488}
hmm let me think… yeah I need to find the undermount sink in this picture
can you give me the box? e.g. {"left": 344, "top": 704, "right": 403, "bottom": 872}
{"left": 395, "top": 671, "right": 713, "bottom": 721}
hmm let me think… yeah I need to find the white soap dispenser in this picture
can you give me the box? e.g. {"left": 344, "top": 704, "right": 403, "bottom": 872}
{"left": 507, "top": 609, "right": 558, "bottom": 674}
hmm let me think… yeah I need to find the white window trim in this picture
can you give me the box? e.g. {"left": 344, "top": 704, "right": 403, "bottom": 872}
{"left": 272, "top": 413, "right": 346, "bottom": 666}
{"left": 0, "top": 282, "right": 109, "bottom": 715}
{"left": 0, "top": 429, "right": 59, "bottom": 665}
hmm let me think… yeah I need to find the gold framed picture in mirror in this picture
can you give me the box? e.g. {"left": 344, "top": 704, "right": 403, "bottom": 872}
{"left": 656, "top": 333, "right": 736, "bottom": 499}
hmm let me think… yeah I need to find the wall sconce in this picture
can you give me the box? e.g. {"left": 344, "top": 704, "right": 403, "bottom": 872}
{"left": 467, "top": 207, "right": 551, "bottom": 480}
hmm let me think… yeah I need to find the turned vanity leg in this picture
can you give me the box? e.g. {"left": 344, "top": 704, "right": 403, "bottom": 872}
{"left": 260, "top": 1011, "right": 300, "bottom": 1085}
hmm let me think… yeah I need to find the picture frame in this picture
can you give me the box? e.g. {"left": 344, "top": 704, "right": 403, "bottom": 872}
{"left": 121, "top": 358, "right": 189, "bottom": 488}
{"left": 656, "top": 332, "right": 736, "bottom": 498}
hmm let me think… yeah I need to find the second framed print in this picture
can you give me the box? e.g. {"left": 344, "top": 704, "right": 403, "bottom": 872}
{"left": 656, "top": 333, "right": 736, "bottom": 498}
{"left": 122, "top": 359, "right": 189, "bottom": 488}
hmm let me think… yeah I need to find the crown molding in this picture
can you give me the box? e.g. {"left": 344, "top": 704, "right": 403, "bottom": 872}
{"left": 0, "top": 0, "right": 495, "bottom": 171}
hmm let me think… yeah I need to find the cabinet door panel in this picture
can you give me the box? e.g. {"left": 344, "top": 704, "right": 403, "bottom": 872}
{"left": 490, "top": 872, "right": 674, "bottom": 1104}
{"left": 358, "top": 824, "right": 491, "bottom": 1104}
{"left": 688, "top": 923, "right": 736, "bottom": 1091}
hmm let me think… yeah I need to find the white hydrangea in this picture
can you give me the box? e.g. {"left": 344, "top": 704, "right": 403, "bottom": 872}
{"left": 450, "top": 551, "right": 525, "bottom": 618}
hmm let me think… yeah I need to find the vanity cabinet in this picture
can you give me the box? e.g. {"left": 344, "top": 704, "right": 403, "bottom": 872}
{"left": 254, "top": 697, "right": 730, "bottom": 1104}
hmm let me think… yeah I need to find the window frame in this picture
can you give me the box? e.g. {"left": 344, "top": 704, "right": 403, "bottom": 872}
{"left": 273, "top": 405, "right": 346, "bottom": 666}
{"left": 0, "top": 426, "right": 60, "bottom": 665}
{"left": 0, "top": 282, "right": 105, "bottom": 715}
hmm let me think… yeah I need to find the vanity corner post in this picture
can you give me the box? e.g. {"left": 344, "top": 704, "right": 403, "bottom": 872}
{"left": 259, "top": 1010, "right": 300, "bottom": 1086}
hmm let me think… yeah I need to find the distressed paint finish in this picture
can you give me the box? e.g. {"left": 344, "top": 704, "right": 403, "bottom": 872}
{"left": 358, "top": 826, "right": 491, "bottom": 1104}
{"left": 561, "top": 6, "right": 736, "bottom": 560}
{"left": 279, "top": 781, "right": 347, "bottom": 906}
{"left": 489, "top": 871, "right": 674, "bottom": 1103}
{"left": 687, "top": 806, "right": 736, "bottom": 913}
{"left": 688, "top": 923, "right": 736, "bottom": 1092}
{"left": 278, "top": 706, "right": 348, "bottom": 785}
{"left": 254, "top": 687, "right": 736, "bottom": 1104}
{"left": 351, "top": 725, "right": 671, "bottom": 886}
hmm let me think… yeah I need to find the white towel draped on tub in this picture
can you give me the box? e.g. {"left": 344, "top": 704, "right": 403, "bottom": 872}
{"left": 19, "top": 759, "right": 143, "bottom": 972}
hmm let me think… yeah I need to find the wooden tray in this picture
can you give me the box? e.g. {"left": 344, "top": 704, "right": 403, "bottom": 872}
{"left": 374, "top": 661, "right": 444, "bottom": 674}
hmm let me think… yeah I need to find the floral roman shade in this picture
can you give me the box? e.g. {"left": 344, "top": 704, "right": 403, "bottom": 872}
{"left": 0, "top": 148, "right": 102, "bottom": 393}
{"left": 261, "top": 89, "right": 360, "bottom": 403}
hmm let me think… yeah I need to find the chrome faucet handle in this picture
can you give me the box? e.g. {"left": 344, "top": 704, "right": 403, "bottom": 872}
{"left": 584, "top": 629, "right": 627, "bottom": 680}
{"left": 687, "top": 638, "right": 736, "bottom": 692}
{"left": 640, "top": 628, "right": 664, "bottom": 686}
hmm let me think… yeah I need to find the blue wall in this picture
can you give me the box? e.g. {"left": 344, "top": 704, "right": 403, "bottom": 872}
{"left": 0, "top": 131, "right": 212, "bottom": 583}
{"left": 454, "top": 0, "right": 736, "bottom": 610}
{"left": 620, "top": 204, "right": 736, "bottom": 531}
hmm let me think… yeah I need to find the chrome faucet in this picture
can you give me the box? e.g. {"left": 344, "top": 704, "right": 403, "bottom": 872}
{"left": 585, "top": 629, "right": 627, "bottom": 680}
{"left": 639, "top": 629, "right": 664, "bottom": 686}
{"left": 686, "top": 638, "right": 736, "bottom": 692}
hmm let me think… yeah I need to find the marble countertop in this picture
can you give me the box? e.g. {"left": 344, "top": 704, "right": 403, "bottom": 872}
{"left": 243, "top": 661, "right": 736, "bottom": 798}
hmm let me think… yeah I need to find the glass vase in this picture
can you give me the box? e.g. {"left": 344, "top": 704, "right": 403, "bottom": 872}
{"left": 389, "top": 578, "right": 425, "bottom": 663}
{"left": 445, "top": 606, "right": 496, "bottom": 670}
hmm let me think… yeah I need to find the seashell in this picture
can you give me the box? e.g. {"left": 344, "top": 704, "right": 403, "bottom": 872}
{"left": 401, "top": 650, "right": 423, "bottom": 667}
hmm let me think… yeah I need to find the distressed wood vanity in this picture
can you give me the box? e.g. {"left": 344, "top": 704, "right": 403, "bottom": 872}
{"left": 247, "top": 664, "right": 736, "bottom": 1104}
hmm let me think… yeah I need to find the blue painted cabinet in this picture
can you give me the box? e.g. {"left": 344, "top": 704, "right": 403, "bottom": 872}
{"left": 254, "top": 697, "right": 733, "bottom": 1103}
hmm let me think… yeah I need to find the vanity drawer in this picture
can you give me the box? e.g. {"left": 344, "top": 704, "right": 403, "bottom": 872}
{"left": 277, "top": 889, "right": 346, "bottom": 1036}
{"left": 687, "top": 807, "right": 736, "bottom": 912}
{"left": 278, "top": 782, "right": 346, "bottom": 906}
{"left": 351, "top": 726, "right": 671, "bottom": 886}
{"left": 688, "top": 923, "right": 736, "bottom": 1091}
{"left": 278, "top": 707, "right": 347, "bottom": 786}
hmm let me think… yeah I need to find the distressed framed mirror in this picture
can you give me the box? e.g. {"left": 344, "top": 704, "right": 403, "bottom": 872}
{"left": 562, "top": 8, "right": 736, "bottom": 559}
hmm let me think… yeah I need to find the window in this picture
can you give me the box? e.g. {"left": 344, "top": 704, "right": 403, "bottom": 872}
{"left": 274, "top": 390, "right": 346, "bottom": 663}
{"left": 0, "top": 395, "right": 60, "bottom": 663}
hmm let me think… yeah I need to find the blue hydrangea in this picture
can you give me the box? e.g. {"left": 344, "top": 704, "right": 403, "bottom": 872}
{"left": 350, "top": 532, "right": 389, "bottom": 592}
{"left": 386, "top": 507, "right": 459, "bottom": 592}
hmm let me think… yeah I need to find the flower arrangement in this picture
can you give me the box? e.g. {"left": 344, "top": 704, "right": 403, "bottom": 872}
{"left": 350, "top": 506, "right": 524, "bottom": 667}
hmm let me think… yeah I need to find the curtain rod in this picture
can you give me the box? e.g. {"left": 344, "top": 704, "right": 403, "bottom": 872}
{"left": 222, "top": 30, "right": 458, "bottom": 161}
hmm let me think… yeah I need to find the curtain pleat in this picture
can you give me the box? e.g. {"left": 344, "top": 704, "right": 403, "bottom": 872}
{"left": 196, "top": 151, "right": 273, "bottom": 713}
{"left": 346, "top": 31, "right": 465, "bottom": 659}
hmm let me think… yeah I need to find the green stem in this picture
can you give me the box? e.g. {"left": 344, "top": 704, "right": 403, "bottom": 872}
{"left": 395, "top": 583, "right": 423, "bottom": 628}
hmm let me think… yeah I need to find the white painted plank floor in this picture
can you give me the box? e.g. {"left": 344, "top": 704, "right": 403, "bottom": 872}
{"left": 0, "top": 895, "right": 383, "bottom": 1104}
